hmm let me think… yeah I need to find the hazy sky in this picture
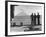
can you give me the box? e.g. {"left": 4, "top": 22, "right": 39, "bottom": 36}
{"left": 14, "top": 5, "right": 42, "bottom": 16}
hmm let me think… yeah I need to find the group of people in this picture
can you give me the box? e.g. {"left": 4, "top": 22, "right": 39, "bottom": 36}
{"left": 31, "top": 13, "right": 41, "bottom": 25}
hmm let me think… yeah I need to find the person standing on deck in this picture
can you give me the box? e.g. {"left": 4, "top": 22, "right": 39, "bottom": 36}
{"left": 37, "top": 13, "right": 40, "bottom": 25}
{"left": 34, "top": 13, "right": 36, "bottom": 25}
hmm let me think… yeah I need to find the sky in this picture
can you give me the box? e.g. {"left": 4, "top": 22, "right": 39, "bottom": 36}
{"left": 14, "top": 5, "right": 42, "bottom": 16}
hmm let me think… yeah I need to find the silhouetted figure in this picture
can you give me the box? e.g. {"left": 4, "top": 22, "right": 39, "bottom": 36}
{"left": 37, "top": 13, "right": 40, "bottom": 25}
{"left": 34, "top": 13, "right": 36, "bottom": 25}
{"left": 20, "top": 22, "right": 23, "bottom": 26}
{"left": 13, "top": 22, "right": 16, "bottom": 27}
{"left": 31, "top": 13, "right": 34, "bottom": 25}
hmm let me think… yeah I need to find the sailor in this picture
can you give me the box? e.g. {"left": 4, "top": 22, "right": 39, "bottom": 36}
{"left": 37, "top": 13, "right": 40, "bottom": 25}
{"left": 34, "top": 13, "right": 36, "bottom": 25}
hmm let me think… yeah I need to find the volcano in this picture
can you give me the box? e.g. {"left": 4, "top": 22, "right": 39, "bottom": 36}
{"left": 16, "top": 12, "right": 29, "bottom": 16}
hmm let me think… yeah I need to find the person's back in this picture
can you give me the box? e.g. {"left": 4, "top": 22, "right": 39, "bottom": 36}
{"left": 37, "top": 13, "right": 40, "bottom": 25}
{"left": 34, "top": 13, "right": 36, "bottom": 25}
